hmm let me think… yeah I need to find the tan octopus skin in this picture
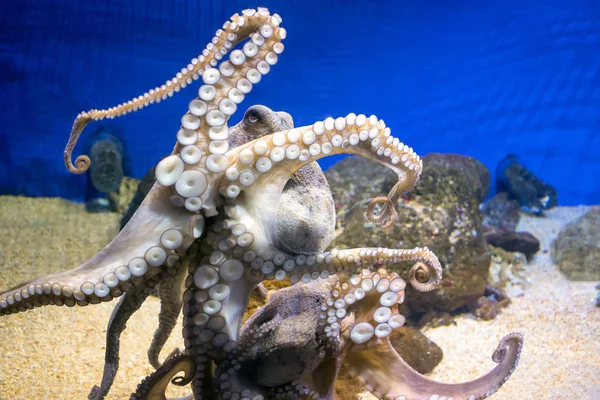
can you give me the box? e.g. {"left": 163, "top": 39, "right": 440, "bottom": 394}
{"left": 0, "top": 6, "right": 523, "bottom": 400}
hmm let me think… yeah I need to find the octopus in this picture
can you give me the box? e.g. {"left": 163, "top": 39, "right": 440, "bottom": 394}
{"left": 0, "top": 7, "right": 523, "bottom": 400}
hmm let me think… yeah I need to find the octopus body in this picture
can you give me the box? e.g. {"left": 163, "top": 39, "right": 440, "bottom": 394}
{"left": 0, "top": 7, "right": 523, "bottom": 400}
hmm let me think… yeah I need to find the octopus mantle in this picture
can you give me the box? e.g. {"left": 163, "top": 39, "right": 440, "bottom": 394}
{"left": 0, "top": 7, "right": 523, "bottom": 400}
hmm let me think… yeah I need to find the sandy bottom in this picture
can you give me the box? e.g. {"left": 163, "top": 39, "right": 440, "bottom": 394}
{"left": 0, "top": 196, "right": 599, "bottom": 399}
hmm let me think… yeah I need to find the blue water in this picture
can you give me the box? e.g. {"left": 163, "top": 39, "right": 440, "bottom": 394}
{"left": 0, "top": 0, "right": 599, "bottom": 204}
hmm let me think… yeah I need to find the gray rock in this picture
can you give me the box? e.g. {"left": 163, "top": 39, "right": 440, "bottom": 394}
{"left": 327, "top": 153, "right": 491, "bottom": 314}
{"left": 481, "top": 192, "right": 521, "bottom": 232}
{"left": 484, "top": 230, "right": 540, "bottom": 262}
{"left": 551, "top": 206, "right": 600, "bottom": 281}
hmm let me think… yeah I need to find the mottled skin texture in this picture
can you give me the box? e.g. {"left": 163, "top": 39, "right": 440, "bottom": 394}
{"left": 240, "top": 282, "right": 329, "bottom": 388}
{"left": 0, "top": 7, "right": 522, "bottom": 400}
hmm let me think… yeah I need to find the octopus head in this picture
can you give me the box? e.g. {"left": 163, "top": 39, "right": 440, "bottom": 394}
{"left": 236, "top": 282, "right": 330, "bottom": 388}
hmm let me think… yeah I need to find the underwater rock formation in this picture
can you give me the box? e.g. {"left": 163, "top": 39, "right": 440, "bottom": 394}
{"left": 481, "top": 191, "right": 541, "bottom": 262}
{"left": 387, "top": 325, "right": 443, "bottom": 374}
{"left": 469, "top": 285, "right": 511, "bottom": 320}
{"left": 551, "top": 206, "right": 600, "bottom": 281}
{"left": 487, "top": 246, "right": 530, "bottom": 297}
{"left": 84, "top": 131, "right": 126, "bottom": 212}
{"left": 328, "top": 153, "right": 491, "bottom": 314}
{"left": 483, "top": 230, "right": 540, "bottom": 262}
{"left": 89, "top": 132, "right": 124, "bottom": 194}
{"left": 481, "top": 192, "right": 521, "bottom": 232}
{"left": 0, "top": 8, "right": 522, "bottom": 400}
{"left": 495, "top": 154, "right": 558, "bottom": 215}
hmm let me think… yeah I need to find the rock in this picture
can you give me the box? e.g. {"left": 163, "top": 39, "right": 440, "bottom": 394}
{"left": 327, "top": 153, "right": 491, "bottom": 314}
{"left": 108, "top": 176, "right": 145, "bottom": 216}
{"left": 495, "top": 154, "right": 558, "bottom": 215}
{"left": 551, "top": 207, "right": 600, "bottom": 281}
{"left": 481, "top": 192, "right": 521, "bottom": 231}
{"left": 470, "top": 295, "right": 510, "bottom": 320}
{"left": 469, "top": 286, "right": 511, "bottom": 320}
{"left": 488, "top": 245, "right": 530, "bottom": 297}
{"left": 84, "top": 197, "right": 113, "bottom": 213}
{"left": 484, "top": 229, "right": 540, "bottom": 262}
{"left": 389, "top": 326, "right": 443, "bottom": 374}
{"left": 481, "top": 191, "right": 541, "bottom": 263}
{"left": 418, "top": 153, "right": 491, "bottom": 203}
{"left": 416, "top": 311, "right": 456, "bottom": 329}
{"left": 88, "top": 132, "right": 124, "bottom": 194}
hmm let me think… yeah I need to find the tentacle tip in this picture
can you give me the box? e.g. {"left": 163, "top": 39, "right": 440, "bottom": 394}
{"left": 367, "top": 196, "right": 399, "bottom": 228}
{"left": 87, "top": 385, "right": 101, "bottom": 400}
{"left": 408, "top": 261, "right": 440, "bottom": 292}
{"left": 65, "top": 154, "right": 91, "bottom": 174}
{"left": 492, "top": 332, "right": 524, "bottom": 363}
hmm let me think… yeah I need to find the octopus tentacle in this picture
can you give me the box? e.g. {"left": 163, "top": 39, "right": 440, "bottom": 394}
{"left": 218, "top": 114, "right": 421, "bottom": 230}
{"left": 89, "top": 276, "right": 161, "bottom": 400}
{"left": 318, "top": 269, "right": 408, "bottom": 350}
{"left": 0, "top": 185, "right": 201, "bottom": 316}
{"left": 64, "top": 8, "right": 285, "bottom": 175}
{"left": 258, "top": 247, "right": 442, "bottom": 292}
{"left": 344, "top": 333, "right": 524, "bottom": 400}
{"left": 144, "top": 10, "right": 287, "bottom": 217}
{"left": 148, "top": 262, "right": 188, "bottom": 368}
{"left": 130, "top": 349, "right": 196, "bottom": 400}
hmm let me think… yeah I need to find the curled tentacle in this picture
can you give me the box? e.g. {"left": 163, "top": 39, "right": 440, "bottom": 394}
{"left": 367, "top": 196, "right": 398, "bottom": 228}
{"left": 408, "top": 260, "right": 438, "bottom": 292}
{"left": 89, "top": 278, "right": 160, "bottom": 400}
{"left": 64, "top": 112, "right": 93, "bottom": 173}
{"left": 130, "top": 349, "right": 196, "bottom": 400}
{"left": 344, "top": 332, "right": 524, "bottom": 400}
{"left": 367, "top": 179, "right": 406, "bottom": 228}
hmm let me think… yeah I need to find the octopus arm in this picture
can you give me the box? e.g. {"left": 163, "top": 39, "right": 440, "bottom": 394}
{"left": 148, "top": 263, "right": 188, "bottom": 368}
{"left": 63, "top": 10, "right": 284, "bottom": 175}
{"left": 301, "top": 356, "right": 344, "bottom": 400}
{"left": 89, "top": 279, "right": 159, "bottom": 400}
{"left": 130, "top": 350, "right": 196, "bottom": 400}
{"left": 282, "top": 247, "right": 441, "bottom": 292}
{"left": 222, "top": 116, "right": 423, "bottom": 231}
{"left": 0, "top": 184, "right": 201, "bottom": 316}
{"left": 344, "top": 333, "right": 524, "bottom": 400}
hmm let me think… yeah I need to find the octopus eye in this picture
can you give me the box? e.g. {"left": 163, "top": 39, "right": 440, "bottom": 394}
{"left": 253, "top": 309, "right": 276, "bottom": 327}
{"left": 246, "top": 109, "right": 261, "bottom": 124}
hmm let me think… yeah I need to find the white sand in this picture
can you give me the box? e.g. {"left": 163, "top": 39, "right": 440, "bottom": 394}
{"left": 0, "top": 197, "right": 598, "bottom": 399}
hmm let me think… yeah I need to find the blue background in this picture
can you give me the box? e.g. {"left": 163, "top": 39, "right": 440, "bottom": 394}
{"left": 0, "top": 0, "right": 599, "bottom": 204}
